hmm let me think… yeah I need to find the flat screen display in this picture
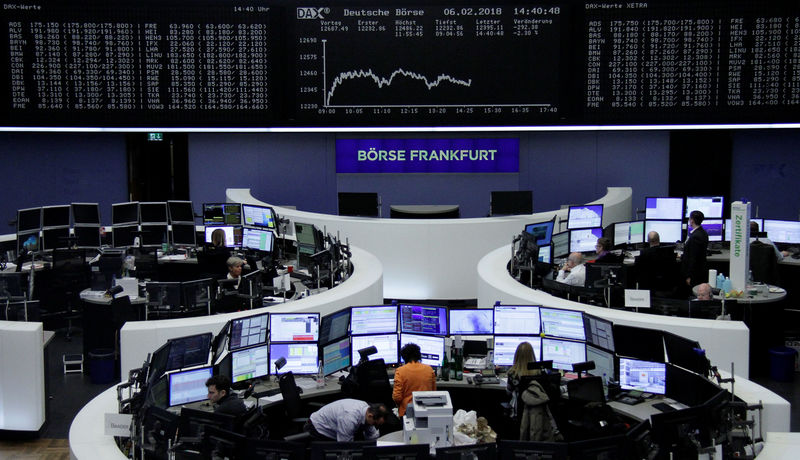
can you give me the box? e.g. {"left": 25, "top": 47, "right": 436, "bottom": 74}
{"left": 17, "top": 231, "right": 39, "bottom": 254}
{"left": 168, "top": 366, "right": 212, "bottom": 407}
{"left": 204, "top": 226, "right": 242, "bottom": 248}
{"left": 685, "top": 196, "right": 724, "bottom": 219}
{"left": 493, "top": 336, "right": 541, "bottom": 367}
{"left": 400, "top": 333, "right": 445, "bottom": 367}
{"left": 42, "top": 205, "right": 70, "bottom": 228}
{"left": 540, "top": 307, "right": 585, "bottom": 341}
{"left": 140, "top": 224, "right": 169, "bottom": 247}
{"left": 322, "top": 337, "right": 351, "bottom": 376}
{"left": 242, "top": 204, "right": 277, "bottom": 229}
{"left": 229, "top": 313, "right": 269, "bottom": 351}
{"left": 351, "top": 334, "right": 399, "bottom": 365}
{"left": 541, "top": 337, "right": 587, "bottom": 371}
{"left": 569, "top": 227, "right": 603, "bottom": 253}
{"left": 270, "top": 313, "right": 320, "bottom": 342}
{"left": 71, "top": 203, "right": 100, "bottom": 225}
{"left": 319, "top": 308, "right": 351, "bottom": 345}
{"left": 350, "top": 305, "right": 398, "bottom": 335}
{"left": 203, "top": 203, "right": 242, "bottom": 226}
{"left": 168, "top": 201, "right": 195, "bottom": 223}
{"left": 538, "top": 245, "right": 551, "bottom": 263}
{"left": 567, "top": 205, "right": 604, "bottom": 230}
{"left": 112, "top": 202, "right": 139, "bottom": 225}
{"left": 140, "top": 202, "right": 168, "bottom": 223}
{"left": 231, "top": 344, "right": 270, "bottom": 382}
{"left": 644, "top": 220, "right": 683, "bottom": 244}
{"left": 613, "top": 221, "right": 645, "bottom": 246}
{"left": 449, "top": 309, "right": 493, "bottom": 335}
{"left": 551, "top": 231, "right": 570, "bottom": 259}
{"left": 400, "top": 304, "right": 448, "bottom": 336}
{"left": 42, "top": 227, "right": 70, "bottom": 251}
{"left": 494, "top": 305, "right": 541, "bottom": 335}
{"left": 74, "top": 226, "right": 101, "bottom": 248}
{"left": 583, "top": 314, "right": 614, "bottom": 352}
{"left": 645, "top": 197, "right": 684, "bottom": 220}
{"left": 524, "top": 220, "right": 555, "bottom": 245}
{"left": 587, "top": 345, "right": 615, "bottom": 383}
{"left": 619, "top": 357, "right": 667, "bottom": 395}
{"left": 242, "top": 227, "right": 275, "bottom": 252}
{"left": 112, "top": 224, "right": 138, "bottom": 248}
{"left": 171, "top": 223, "right": 197, "bottom": 247}
{"left": 725, "top": 218, "right": 763, "bottom": 241}
{"left": 270, "top": 343, "right": 319, "bottom": 375}
{"left": 703, "top": 219, "right": 724, "bottom": 242}
{"left": 17, "top": 208, "right": 41, "bottom": 232}
{"left": 763, "top": 219, "right": 800, "bottom": 244}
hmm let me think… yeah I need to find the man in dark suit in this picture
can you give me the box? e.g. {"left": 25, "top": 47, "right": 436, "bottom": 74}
{"left": 682, "top": 210, "right": 709, "bottom": 289}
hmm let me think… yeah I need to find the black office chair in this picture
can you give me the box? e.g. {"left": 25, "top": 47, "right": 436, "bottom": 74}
{"left": 110, "top": 295, "right": 137, "bottom": 362}
{"left": 750, "top": 240, "right": 780, "bottom": 286}
{"left": 352, "top": 358, "right": 394, "bottom": 408}
{"left": 47, "top": 248, "right": 90, "bottom": 340}
{"left": 278, "top": 371, "right": 322, "bottom": 436}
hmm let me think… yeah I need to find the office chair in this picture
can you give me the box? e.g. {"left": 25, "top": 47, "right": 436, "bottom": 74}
{"left": 110, "top": 295, "right": 138, "bottom": 362}
{"left": 353, "top": 358, "right": 394, "bottom": 408}
{"left": 48, "top": 248, "right": 89, "bottom": 340}
{"left": 750, "top": 240, "right": 780, "bottom": 286}
{"left": 278, "top": 371, "right": 323, "bottom": 436}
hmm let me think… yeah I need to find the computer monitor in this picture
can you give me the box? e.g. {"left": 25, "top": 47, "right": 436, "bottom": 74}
{"left": 400, "top": 333, "right": 445, "bottom": 367}
{"left": 319, "top": 308, "right": 351, "bottom": 345}
{"left": 695, "top": 218, "right": 722, "bottom": 242}
{"left": 241, "top": 227, "right": 274, "bottom": 252}
{"left": 351, "top": 334, "right": 399, "bottom": 365}
{"left": 650, "top": 405, "right": 711, "bottom": 455}
{"left": 140, "top": 202, "right": 168, "bottom": 224}
{"left": 231, "top": 344, "right": 270, "bottom": 383}
{"left": 541, "top": 337, "right": 586, "bottom": 371}
{"left": 540, "top": 307, "right": 585, "bottom": 341}
{"left": 204, "top": 225, "right": 242, "bottom": 248}
{"left": 725, "top": 218, "right": 763, "bottom": 241}
{"left": 613, "top": 324, "right": 665, "bottom": 362}
{"left": 203, "top": 202, "right": 242, "bottom": 226}
{"left": 73, "top": 226, "right": 101, "bottom": 248}
{"left": 112, "top": 202, "right": 139, "bottom": 225}
{"left": 269, "top": 343, "right": 319, "bottom": 375}
{"left": 449, "top": 308, "right": 493, "bottom": 335}
{"left": 498, "top": 440, "right": 568, "bottom": 460}
{"left": 170, "top": 223, "right": 197, "bottom": 247}
{"left": 613, "top": 220, "right": 645, "bottom": 247}
{"left": 437, "top": 443, "right": 497, "bottom": 460}
{"left": 494, "top": 305, "right": 541, "bottom": 335}
{"left": 663, "top": 331, "right": 708, "bottom": 376}
{"left": 567, "top": 204, "right": 603, "bottom": 230}
{"left": 537, "top": 245, "right": 551, "bottom": 264}
{"left": 493, "top": 336, "right": 541, "bottom": 367}
{"left": 569, "top": 227, "right": 603, "bottom": 253}
{"left": 146, "top": 374, "right": 169, "bottom": 409}
{"left": 16, "top": 231, "right": 39, "bottom": 254}
{"left": 270, "top": 313, "right": 320, "bottom": 342}
{"left": 0, "top": 272, "right": 25, "bottom": 298}
{"left": 164, "top": 333, "right": 212, "bottom": 372}
{"left": 338, "top": 192, "right": 380, "bottom": 217}
{"left": 311, "top": 441, "right": 377, "bottom": 460}
{"left": 71, "top": 203, "right": 100, "bottom": 225}
{"left": 16, "top": 208, "right": 41, "bottom": 233}
{"left": 586, "top": 344, "right": 615, "bottom": 383}
{"left": 295, "top": 222, "right": 322, "bottom": 252}
{"left": 645, "top": 197, "right": 684, "bottom": 220}
{"left": 567, "top": 375, "right": 605, "bottom": 404}
{"left": 551, "top": 231, "right": 570, "bottom": 259}
{"left": 685, "top": 196, "right": 724, "bottom": 219}
{"left": 167, "top": 200, "right": 195, "bottom": 223}
{"left": 629, "top": 220, "right": 645, "bottom": 245}
{"left": 41, "top": 227, "right": 70, "bottom": 251}
{"left": 763, "top": 219, "right": 800, "bottom": 244}
{"left": 524, "top": 219, "right": 555, "bottom": 245}
{"left": 241, "top": 204, "right": 277, "bottom": 230}
{"left": 229, "top": 312, "right": 269, "bottom": 351}
{"left": 399, "top": 304, "right": 448, "bottom": 336}
{"left": 350, "top": 305, "right": 398, "bottom": 335}
{"left": 168, "top": 366, "right": 213, "bottom": 407}
{"left": 145, "top": 281, "right": 181, "bottom": 309}
{"left": 140, "top": 224, "right": 169, "bottom": 247}
{"left": 41, "top": 205, "right": 70, "bottom": 228}
{"left": 491, "top": 191, "right": 533, "bottom": 216}
{"left": 112, "top": 224, "right": 138, "bottom": 248}
{"left": 322, "top": 336, "right": 351, "bottom": 375}
{"left": 182, "top": 279, "right": 213, "bottom": 313}
{"left": 619, "top": 357, "right": 666, "bottom": 395}
{"left": 644, "top": 220, "right": 683, "bottom": 244}
{"left": 583, "top": 313, "right": 614, "bottom": 351}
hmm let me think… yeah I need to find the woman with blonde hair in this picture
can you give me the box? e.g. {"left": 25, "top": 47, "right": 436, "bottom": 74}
{"left": 505, "top": 341, "right": 559, "bottom": 441}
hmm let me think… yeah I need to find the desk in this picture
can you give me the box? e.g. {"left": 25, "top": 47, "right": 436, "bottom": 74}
{"left": 691, "top": 283, "right": 787, "bottom": 305}
{"left": 389, "top": 204, "right": 460, "bottom": 219}
{"left": 0, "top": 321, "right": 47, "bottom": 432}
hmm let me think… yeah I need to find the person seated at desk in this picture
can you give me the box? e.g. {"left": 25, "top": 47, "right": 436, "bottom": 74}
{"left": 695, "top": 282, "right": 712, "bottom": 301}
{"left": 205, "top": 374, "right": 247, "bottom": 416}
{"left": 304, "top": 399, "right": 388, "bottom": 442}
{"left": 226, "top": 256, "right": 244, "bottom": 288}
{"left": 393, "top": 343, "right": 436, "bottom": 417}
{"left": 634, "top": 231, "right": 678, "bottom": 293}
{"left": 505, "top": 341, "right": 559, "bottom": 442}
{"left": 592, "top": 237, "right": 619, "bottom": 263}
{"left": 210, "top": 228, "right": 227, "bottom": 249}
{"left": 556, "top": 252, "right": 586, "bottom": 286}
{"left": 751, "top": 221, "right": 789, "bottom": 261}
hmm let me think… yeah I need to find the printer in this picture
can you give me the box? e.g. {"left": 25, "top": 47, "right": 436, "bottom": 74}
{"left": 402, "top": 391, "right": 453, "bottom": 448}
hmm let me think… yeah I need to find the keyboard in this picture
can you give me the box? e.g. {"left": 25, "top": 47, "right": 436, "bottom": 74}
{"left": 652, "top": 402, "right": 677, "bottom": 412}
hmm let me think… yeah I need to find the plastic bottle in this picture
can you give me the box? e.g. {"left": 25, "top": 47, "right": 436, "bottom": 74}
{"left": 316, "top": 364, "right": 325, "bottom": 388}
{"left": 441, "top": 353, "right": 450, "bottom": 381}
{"left": 454, "top": 349, "right": 463, "bottom": 381}
{"left": 716, "top": 273, "right": 725, "bottom": 291}
{"left": 723, "top": 277, "right": 733, "bottom": 294}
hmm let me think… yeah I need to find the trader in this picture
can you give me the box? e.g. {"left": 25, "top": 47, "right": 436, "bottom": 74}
{"left": 393, "top": 343, "right": 437, "bottom": 417}
{"left": 305, "top": 399, "right": 388, "bottom": 442}
{"left": 682, "top": 210, "right": 709, "bottom": 289}
{"left": 556, "top": 252, "right": 586, "bottom": 286}
{"left": 695, "top": 283, "right": 713, "bottom": 301}
{"left": 226, "top": 256, "right": 245, "bottom": 284}
{"left": 205, "top": 374, "right": 247, "bottom": 416}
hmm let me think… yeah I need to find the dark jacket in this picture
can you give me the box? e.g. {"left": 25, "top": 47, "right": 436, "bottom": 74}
{"left": 681, "top": 226, "right": 708, "bottom": 286}
{"left": 519, "top": 379, "right": 557, "bottom": 442}
{"left": 215, "top": 392, "right": 247, "bottom": 417}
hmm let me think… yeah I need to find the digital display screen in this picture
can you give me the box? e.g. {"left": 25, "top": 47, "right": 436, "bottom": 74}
{"left": 613, "top": 221, "right": 645, "bottom": 246}
{"left": 541, "top": 337, "right": 586, "bottom": 371}
{"left": 645, "top": 197, "right": 684, "bottom": 220}
{"left": 567, "top": 205, "right": 603, "bottom": 230}
{"left": 242, "top": 227, "right": 275, "bottom": 252}
{"left": 74, "top": 226, "right": 101, "bottom": 248}
{"left": 583, "top": 314, "right": 614, "bottom": 352}
{"left": 42, "top": 227, "right": 70, "bottom": 250}
{"left": 685, "top": 196, "right": 724, "bottom": 219}
{"left": 619, "top": 357, "right": 667, "bottom": 395}
{"left": 140, "top": 224, "right": 168, "bottom": 247}
{"left": 17, "top": 208, "right": 41, "bottom": 233}
{"left": 400, "top": 333, "right": 445, "bottom": 367}
{"left": 493, "top": 336, "right": 541, "bottom": 367}
{"left": 551, "top": 231, "right": 570, "bottom": 259}
{"left": 400, "top": 304, "right": 448, "bottom": 336}
{"left": 350, "top": 305, "right": 397, "bottom": 335}
{"left": 524, "top": 220, "right": 555, "bottom": 246}
{"left": 140, "top": 202, "right": 168, "bottom": 223}
{"left": 569, "top": 227, "right": 603, "bottom": 253}
{"left": 42, "top": 205, "right": 70, "bottom": 228}
{"left": 319, "top": 308, "right": 351, "bottom": 345}
{"left": 703, "top": 219, "right": 724, "bottom": 242}
{"left": 494, "top": 305, "right": 541, "bottom": 335}
{"left": 725, "top": 218, "right": 763, "bottom": 241}
{"left": 270, "top": 343, "right": 319, "bottom": 375}
{"left": 170, "top": 223, "right": 196, "bottom": 247}
{"left": 168, "top": 366, "right": 212, "bottom": 407}
{"left": 270, "top": 313, "right": 319, "bottom": 342}
{"left": 351, "top": 334, "right": 398, "bottom": 365}
{"left": 229, "top": 313, "right": 269, "bottom": 351}
{"left": 242, "top": 204, "right": 276, "bottom": 229}
{"left": 72, "top": 203, "right": 100, "bottom": 225}
{"left": 112, "top": 202, "right": 139, "bottom": 226}
{"left": 168, "top": 201, "right": 195, "bottom": 223}
{"left": 203, "top": 203, "right": 242, "bottom": 226}
{"left": 644, "top": 220, "right": 683, "bottom": 244}
{"left": 540, "top": 307, "right": 585, "bottom": 341}
{"left": 204, "top": 226, "right": 242, "bottom": 248}
{"left": 763, "top": 219, "right": 800, "bottom": 244}
{"left": 322, "top": 337, "right": 351, "bottom": 376}
{"left": 449, "top": 309, "right": 493, "bottom": 335}
{"left": 538, "top": 245, "right": 551, "bottom": 263}
{"left": 112, "top": 224, "right": 138, "bottom": 248}
{"left": 231, "top": 344, "right": 270, "bottom": 382}
{"left": 587, "top": 345, "right": 615, "bottom": 383}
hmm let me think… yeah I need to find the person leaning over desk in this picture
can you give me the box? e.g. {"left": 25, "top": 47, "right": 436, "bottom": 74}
{"left": 392, "top": 342, "right": 436, "bottom": 417}
{"left": 304, "top": 399, "right": 388, "bottom": 442}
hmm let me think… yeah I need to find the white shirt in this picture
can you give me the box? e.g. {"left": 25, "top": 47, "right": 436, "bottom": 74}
{"left": 309, "top": 399, "right": 379, "bottom": 442}
{"left": 556, "top": 263, "right": 586, "bottom": 287}
{"left": 750, "top": 237, "right": 784, "bottom": 261}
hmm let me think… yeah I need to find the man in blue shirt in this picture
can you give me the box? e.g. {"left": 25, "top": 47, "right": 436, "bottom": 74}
{"left": 305, "top": 399, "right": 388, "bottom": 442}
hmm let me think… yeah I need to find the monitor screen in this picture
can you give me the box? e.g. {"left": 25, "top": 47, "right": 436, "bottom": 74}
{"left": 645, "top": 197, "right": 684, "bottom": 220}
{"left": 491, "top": 190, "right": 533, "bottom": 216}
{"left": 322, "top": 336, "right": 351, "bottom": 376}
{"left": 140, "top": 202, "right": 169, "bottom": 223}
{"left": 231, "top": 344, "right": 270, "bottom": 383}
{"left": 663, "top": 331, "right": 708, "bottom": 376}
{"left": 493, "top": 336, "right": 541, "bottom": 367}
{"left": 204, "top": 226, "right": 242, "bottom": 248}
{"left": 229, "top": 313, "right": 269, "bottom": 351}
{"left": 141, "top": 224, "right": 169, "bottom": 247}
{"left": 145, "top": 281, "right": 181, "bottom": 309}
{"left": 295, "top": 222, "right": 320, "bottom": 249}
{"left": 71, "top": 203, "right": 100, "bottom": 225}
{"left": 614, "top": 325, "right": 665, "bottom": 363}
{"left": 567, "top": 205, "right": 604, "bottom": 230}
{"left": 619, "top": 357, "right": 667, "bottom": 395}
{"left": 182, "top": 279, "right": 213, "bottom": 311}
{"left": 319, "top": 308, "right": 351, "bottom": 345}
{"left": 171, "top": 223, "right": 197, "bottom": 247}
{"left": 42, "top": 227, "right": 70, "bottom": 251}
{"left": 168, "top": 201, "right": 195, "bottom": 223}
{"left": 203, "top": 203, "right": 242, "bottom": 226}
{"left": 537, "top": 245, "right": 551, "bottom": 263}
{"left": 541, "top": 337, "right": 587, "bottom": 371}
{"left": 17, "top": 208, "right": 41, "bottom": 233}
{"left": 763, "top": 219, "right": 800, "bottom": 244}
{"left": 569, "top": 227, "right": 603, "bottom": 253}
{"left": 494, "top": 305, "right": 541, "bottom": 335}
{"left": 629, "top": 221, "right": 645, "bottom": 245}
{"left": 702, "top": 219, "right": 724, "bottom": 242}
{"left": 350, "top": 305, "right": 398, "bottom": 335}
{"left": 351, "top": 334, "right": 399, "bottom": 365}
{"left": 725, "top": 218, "right": 763, "bottom": 241}
{"left": 540, "top": 307, "right": 585, "bottom": 341}
{"left": 400, "top": 304, "right": 448, "bottom": 336}
{"left": 0, "top": 273, "right": 25, "bottom": 298}
{"left": 112, "top": 202, "right": 139, "bottom": 225}
{"left": 449, "top": 309, "right": 493, "bottom": 335}
{"left": 242, "top": 227, "right": 274, "bottom": 252}
{"left": 168, "top": 366, "right": 212, "bottom": 407}
{"left": 270, "top": 313, "right": 320, "bottom": 342}
{"left": 524, "top": 220, "right": 555, "bottom": 246}
{"left": 586, "top": 345, "right": 615, "bottom": 383}
{"left": 400, "top": 333, "right": 445, "bottom": 367}
{"left": 644, "top": 220, "right": 683, "bottom": 244}
{"left": 17, "top": 231, "right": 40, "bottom": 254}
{"left": 42, "top": 205, "right": 70, "bottom": 228}
{"left": 270, "top": 343, "right": 319, "bottom": 375}
{"left": 685, "top": 196, "right": 724, "bottom": 219}
{"left": 165, "top": 333, "right": 213, "bottom": 372}
{"left": 583, "top": 314, "right": 614, "bottom": 352}
{"left": 242, "top": 204, "right": 277, "bottom": 229}
{"left": 112, "top": 224, "right": 138, "bottom": 248}
{"left": 551, "top": 231, "right": 570, "bottom": 259}
{"left": 613, "top": 221, "right": 645, "bottom": 246}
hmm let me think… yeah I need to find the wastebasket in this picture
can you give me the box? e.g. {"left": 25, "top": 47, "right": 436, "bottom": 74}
{"left": 768, "top": 346, "right": 797, "bottom": 382}
{"left": 88, "top": 348, "right": 116, "bottom": 384}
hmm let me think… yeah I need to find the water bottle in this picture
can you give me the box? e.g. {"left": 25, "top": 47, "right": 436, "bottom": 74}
{"left": 316, "top": 362, "right": 325, "bottom": 388}
{"left": 716, "top": 273, "right": 725, "bottom": 291}
{"left": 454, "top": 350, "right": 463, "bottom": 381}
{"left": 441, "top": 353, "right": 450, "bottom": 381}
{"left": 724, "top": 277, "right": 733, "bottom": 294}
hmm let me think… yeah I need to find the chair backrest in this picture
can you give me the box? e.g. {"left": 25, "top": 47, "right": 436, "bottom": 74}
{"left": 354, "top": 359, "right": 393, "bottom": 406}
{"left": 110, "top": 295, "right": 137, "bottom": 326}
{"left": 567, "top": 376, "right": 605, "bottom": 404}
{"left": 278, "top": 371, "right": 304, "bottom": 420}
{"left": 635, "top": 245, "right": 679, "bottom": 292}
{"left": 750, "top": 241, "right": 779, "bottom": 285}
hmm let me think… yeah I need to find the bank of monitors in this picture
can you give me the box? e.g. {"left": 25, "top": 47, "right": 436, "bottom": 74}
{"left": 400, "top": 333, "right": 445, "bottom": 367}
{"left": 231, "top": 344, "right": 270, "bottom": 383}
{"left": 171, "top": 224, "right": 197, "bottom": 247}
{"left": 322, "top": 336, "right": 351, "bottom": 375}
{"left": 524, "top": 219, "right": 555, "bottom": 246}
{"left": 645, "top": 197, "right": 684, "bottom": 220}
{"left": 351, "top": 334, "right": 399, "bottom": 365}
{"left": 570, "top": 227, "right": 603, "bottom": 253}
{"left": 242, "top": 204, "right": 277, "bottom": 230}
{"left": 319, "top": 309, "right": 351, "bottom": 345}
{"left": 203, "top": 203, "right": 242, "bottom": 226}
{"left": 42, "top": 205, "right": 70, "bottom": 228}
{"left": 494, "top": 305, "right": 541, "bottom": 335}
{"left": 541, "top": 337, "right": 586, "bottom": 371}
{"left": 613, "top": 220, "right": 645, "bottom": 247}
{"left": 685, "top": 196, "right": 724, "bottom": 219}
{"left": 350, "top": 305, "right": 398, "bottom": 335}
{"left": 619, "top": 357, "right": 667, "bottom": 395}
{"left": 71, "top": 203, "right": 101, "bottom": 225}
{"left": 168, "top": 201, "right": 195, "bottom": 223}
{"left": 702, "top": 219, "right": 724, "bottom": 242}
{"left": 449, "top": 309, "right": 493, "bottom": 335}
{"left": 551, "top": 231, "right": 570, "bottom": 259}
{"left": 168, "top": 366, "right": 213, "bottom": 407}
{"left": 645, "top": 220, "right": 683, "bottom": 244}
{"left": 140, "top": 202, "right": 169, "bottom": 224}
{"left": 204, "top": 226, "right": 242, "bottom": 248}
{"left": 540, "top": 307, "right": 585, "bottom": 341}
{"left": 269, "top": 343, "right": 319, "bottom": 375}
{"left": 493, "top": 336, "right": 541, "bottom": 367}
{"left": 583, "top": 313, "right": 614, "bottom": 351}
{"left": 587, "top": 345, "right": 616, "bottom": 383}
{"left": 763, "top": 219, "right": 800, "bottom": 244}
{"left": 112, "top": 202, "right": 140, "bottom": 225}
{"left": 229, "top": 312, "right": 269, "bottom": 351}
{"left": 725, "top": 218, "right": 763, "bottom": 241}
{"left": 399, "top": 304, "right": 448, "bottom": 336}
{"left": 17, "top": 207, "right": 41, "bottom": 234}
{"left": 567, "top": 204, "right": 603, "bottom": 230}
{"left": 270, "top": 313, "right": 319, "bottom": 342}
{"left": 242, "top": 227, "right": 275, "bottom": 252}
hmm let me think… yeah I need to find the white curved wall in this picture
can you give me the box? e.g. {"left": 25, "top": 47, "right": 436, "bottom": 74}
{"left": 228, "top": 186, "right": 632, "bottom": 299}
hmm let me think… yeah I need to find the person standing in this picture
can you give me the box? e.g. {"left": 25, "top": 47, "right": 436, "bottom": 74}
{"left": 682, "top": 210, "right": 709, "bottom": 289}
{"left": 393, "top": 343, "right": 437, "bottom": 417}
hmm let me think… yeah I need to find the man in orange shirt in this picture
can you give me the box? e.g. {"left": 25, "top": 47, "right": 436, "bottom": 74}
{"left": 393, "top": 342, "right": 437, "bottom": 417}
